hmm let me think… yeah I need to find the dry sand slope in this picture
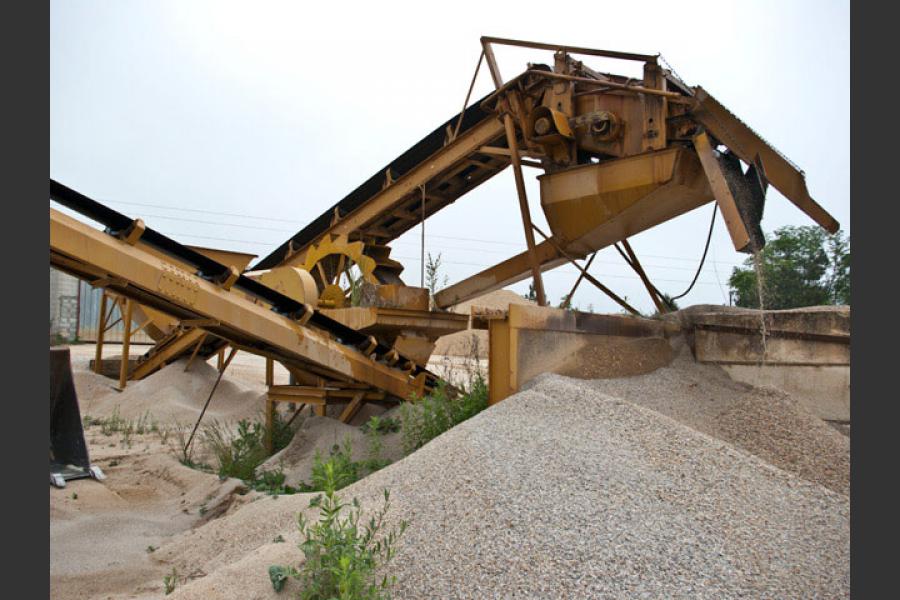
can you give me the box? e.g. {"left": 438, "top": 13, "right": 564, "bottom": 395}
{"left": 74, "top": 357, "right": 267, "bottom": 424}
{"left": 162, "top": 375, "right": 849, "bottom": 599}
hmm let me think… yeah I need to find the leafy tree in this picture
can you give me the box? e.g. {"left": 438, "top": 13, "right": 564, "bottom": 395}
{"left": 728, "top": 226, "right": 850, "bottom": 309}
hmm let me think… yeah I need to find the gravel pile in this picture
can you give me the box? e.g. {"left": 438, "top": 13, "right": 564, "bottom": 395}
{"left": 577, "top": 348, "right": 850, "bottom": 496}
{"left": 165, "top": 374, "right": 849, "bottom": 599}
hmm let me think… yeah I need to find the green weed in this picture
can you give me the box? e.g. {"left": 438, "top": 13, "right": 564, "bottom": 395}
{"left": 400, "top": 375, "right": 488, "bottom": 455}
{"left": 163, "top": 567, "right": 177, "bottom": 595}
{"left": 268, "top": 462, "right": 406, "bottom": 599}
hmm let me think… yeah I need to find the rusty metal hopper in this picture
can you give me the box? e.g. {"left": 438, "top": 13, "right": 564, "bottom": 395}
{"left": 539, "top": 147, "right": 714, "bottom": 256}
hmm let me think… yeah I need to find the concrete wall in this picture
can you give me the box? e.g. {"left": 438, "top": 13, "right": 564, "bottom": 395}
{"left": 722, "top": 364, "right": 850, "bottom": 422}
{"left": 50, "top": 267, "right": 80, "bottom": 340}
{"left": 669, "top": 305, "right": 851, "bottom": 423}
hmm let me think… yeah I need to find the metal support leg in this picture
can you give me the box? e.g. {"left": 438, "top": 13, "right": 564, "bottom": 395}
{"left": 184, "top": 333, "right": 209, "bottom": 372}
{"left": 118, "top": 298, "right": 133, "bottom": 390}
{"left": 503, "top": 107, "right": 547, "bottom": 307}
{"left": 482, "top": 39, "right": 546, "bottom": 307}
{"left": 620, "top": 240, "right": 667, "bottom": 314}
{"left": 532, "top": 224, "right": 640, "bottom": 316}
{"left": 563, "top": 251, "right": 597, "bottom": 308}
{"left": 94, "top": 291, "right": 108, "bottom": 374}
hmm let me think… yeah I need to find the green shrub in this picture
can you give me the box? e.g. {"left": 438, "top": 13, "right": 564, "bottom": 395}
{"left": 203, "top": 419, "right": 269, "bottom": 481}
{"left": 202, "top": 410, "right": 296, "bottom": 482}
{"left": 268, "top": 462, "right": 407, "bottom": 599}
{"left": 361, "top": 416, "right": 400, "bottom": 435}
{"left": 400, "top": 375, "right": 488, "bottom": 454}
{"left": 310, "top": 438, "right": 359, "bottom": 491}
{"left": 251, "top": 468, "right": 302, "bottom": 495}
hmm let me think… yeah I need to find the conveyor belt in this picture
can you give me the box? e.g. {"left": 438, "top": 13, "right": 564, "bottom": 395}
{"left": 253, "top": 91, "right": 503, "bottom": 271}
{"left": 49, "top": 180, "right": 435, "bottom": 384}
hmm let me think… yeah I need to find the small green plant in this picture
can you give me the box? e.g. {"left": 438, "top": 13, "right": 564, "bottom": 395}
{"left": 360, "top": 419, "right": 391, "bottom": 475}
{"left": 199, "top": 504, "right": 208, "bottom": 516}
{"left": 310, "top": 438, "right": 359, "bottom": 491}
{"left": 268, "top": 462, "right": 407, "bottom": 599}
{"left": 361, "top": 415, "right": 400, "bottom": 435}
{"left": 250, "top": 468, "right": 301, "bottom": 495}
{"left": 163, "top": 567, "right": 177, "bottom": 595}
{"left": 71, "top": 492, "right": 78, "bottom": 500}
{"left": 146, "top": 545, "right": 157, "bottom": 553}
{"left": 273, "top": 534, "right": 285, "bottom": 543}
{"left": 200, "top": 410, "right": 296, "bottom": 482}
{"left": 99, "top": 407, "right": 127, "bottom": 436}
{"left": 203, "top": 419, "right": 269, "bottom": 481}
{"left": 400, "top": 375, "right": 488, "bottom": 455}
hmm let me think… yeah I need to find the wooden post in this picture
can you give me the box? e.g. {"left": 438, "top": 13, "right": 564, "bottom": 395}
{"left": 119, "top": 298, "right": 133, "bottom": 390}
{"left": 94, "top": 291, "right": 108, "bottom": 374}
{"left": 265, "top": 357, "right": 274, "bottom": 387}
{"left": 217, "top": 346, "right": 225, "bottom": 370}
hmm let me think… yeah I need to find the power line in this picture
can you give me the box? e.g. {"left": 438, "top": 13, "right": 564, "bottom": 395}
{"left": 97, "top": 198, "right": 745, "bottom": 267}
{"left": 161, "top": 229, "right": 725, "bottom": 288}
{"left": 97, "top": 198, "right": 308, "bottom": 224}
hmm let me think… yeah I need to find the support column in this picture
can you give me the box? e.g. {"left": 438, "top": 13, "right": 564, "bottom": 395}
{"left": 482, "top": 39, "right": 547, "bottom": 307}
{"left": 118, "top": 298, "right": 133, "bottom": 390}
{"left": 94, "top": 291, "right": 108, "bottom": 375}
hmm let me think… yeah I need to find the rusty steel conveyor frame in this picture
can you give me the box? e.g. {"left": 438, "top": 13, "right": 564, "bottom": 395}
{"left": 49, "top": 180, "right": 439, "bottom": 401}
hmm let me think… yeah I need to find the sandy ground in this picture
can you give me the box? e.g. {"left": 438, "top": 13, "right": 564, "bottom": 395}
{"left": 52, "top": 340, "right": 850, "bottom": 599}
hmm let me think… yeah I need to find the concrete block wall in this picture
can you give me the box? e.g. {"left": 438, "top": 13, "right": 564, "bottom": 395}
{"left": 50, "top": 267, "right": 80, "bottom": 340}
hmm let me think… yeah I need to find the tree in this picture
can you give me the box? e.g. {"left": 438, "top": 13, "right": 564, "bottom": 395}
{"left": 425, "top": 252, "right": 448, "bottom": 309}
{"left": 728, "top": 226, "right": 850, "bottom": 309}
{"left": 523, "top": 282, "right": 537, "bottom": 302}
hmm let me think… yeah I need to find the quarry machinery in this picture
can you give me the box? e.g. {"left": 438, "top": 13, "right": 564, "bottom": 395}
{"left": 50, "top": 37, "right": 840, "bottom": 417}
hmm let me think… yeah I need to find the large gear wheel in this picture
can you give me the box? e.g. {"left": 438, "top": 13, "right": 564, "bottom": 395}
{"left": 302, "top": 236, "right": 378, "bottom": 308}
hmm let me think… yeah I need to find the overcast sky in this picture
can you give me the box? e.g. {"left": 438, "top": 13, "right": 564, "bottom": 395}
{"left": 50, "top": 0, "right": 849, "bottom": 314}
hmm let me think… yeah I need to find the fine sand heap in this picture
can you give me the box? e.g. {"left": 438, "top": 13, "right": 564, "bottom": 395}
{"left": 75, "top": 357, "right": 266, "bottom": 425}
{"left": 160, "top": 373, "right": 849, "bottom": 599}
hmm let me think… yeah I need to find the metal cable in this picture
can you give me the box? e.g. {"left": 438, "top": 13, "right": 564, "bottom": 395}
{"left": 669, "top": 202, "right": 718, "bottom": 301}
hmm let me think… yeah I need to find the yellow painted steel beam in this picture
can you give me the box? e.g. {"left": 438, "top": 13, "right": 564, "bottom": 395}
{"left": 130, "top": 328, "right": 208, "bottom": 380}
{"left": 278, "top": 115, "right": 507, "bottom": 267}
{"left": 693, "top": 131, "right": 752, "bottom": 252}
{"left": 50, "top": 208, "right": 424, "bottom": 401}
{"left": 434, "top": 239, "right": 567, "bottom": 308}
{"left": 690, "top": 87, "right": 839, "bottom": 233}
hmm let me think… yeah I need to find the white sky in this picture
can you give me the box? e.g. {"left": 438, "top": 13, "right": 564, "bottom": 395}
{"left": 50, "top": 0, "right": 849, "bottom": 314}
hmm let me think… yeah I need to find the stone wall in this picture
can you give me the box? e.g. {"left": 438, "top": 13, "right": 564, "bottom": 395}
{"left": 50, "top": 267, "right": 79, "bottom": 340}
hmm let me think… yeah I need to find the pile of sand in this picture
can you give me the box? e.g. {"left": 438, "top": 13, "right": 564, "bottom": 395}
{"left": 74, "top": 358, "right": 267, "bottom": 426}
{"left": 570, "top": 347, "right": 850, "bottom": 495}
{"left": 157, "top": 374, "right": 848, "bottom": 599}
